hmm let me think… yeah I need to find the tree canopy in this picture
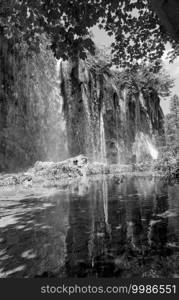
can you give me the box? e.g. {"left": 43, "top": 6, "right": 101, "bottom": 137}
{"left": 0, "top": 0, "right": 177, "bottom": 66}
{"left": 122, "top": 62, "right": 174, "bottom": 97}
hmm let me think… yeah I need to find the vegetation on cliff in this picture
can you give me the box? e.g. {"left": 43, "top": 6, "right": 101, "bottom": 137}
{"left": 165, "top": 94, "right": 179, "bottom": 153}
{"left": 152, "top": 94, "right": 179, "bottom": 179}
{"left": 87, "top": 49, "right": 174, "bottom": 98}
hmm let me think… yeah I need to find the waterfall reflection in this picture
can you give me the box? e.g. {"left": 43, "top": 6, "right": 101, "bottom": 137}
{"left": 64, "top": 176, "right": 179, "bottom": 277}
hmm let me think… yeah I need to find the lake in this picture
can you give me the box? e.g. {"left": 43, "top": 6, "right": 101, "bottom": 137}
{"left": 0, "top": 175, "right": 179, "bottom": 278}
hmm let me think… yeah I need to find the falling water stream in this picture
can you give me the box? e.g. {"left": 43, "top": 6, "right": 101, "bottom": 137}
{"left": 133, "top": 132, "right": 159, "bottom": 162}
{"left": 115, "top": 108, "right": 121, "bottom": 164}
{"left": 146, "top": 139, "right": 159, "bottom": 160}
{"left": 100, "top": 111, "right": 107, "bottom": 164}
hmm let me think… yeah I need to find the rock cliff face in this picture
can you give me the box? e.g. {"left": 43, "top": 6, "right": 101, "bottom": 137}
{"left": 150, "top": 0, "right": 179, "bottom": 42}
{"left": 60, "top": 58, "right": 164, "bottom": 164}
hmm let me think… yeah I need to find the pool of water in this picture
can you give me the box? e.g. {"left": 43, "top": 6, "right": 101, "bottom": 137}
{"left": 0, "top": 175, "right": 179, "bottom": 278}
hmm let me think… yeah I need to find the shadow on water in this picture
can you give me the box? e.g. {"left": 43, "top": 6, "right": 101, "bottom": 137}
{"left": 0, "top": 176, "right": 179, "bottom": 278}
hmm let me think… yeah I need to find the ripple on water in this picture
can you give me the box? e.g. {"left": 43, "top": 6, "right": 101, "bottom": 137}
{"left": 0, "top": 265, "right": 26, "bottom": 278}
{"left": 156, "top": 210, "right": 178, "bottom": 218}
{"left": 0, "top": 216, "right": 20, "bottom": 228}
{"left": 21, "top": 249, "right": 36, "bottom": 259}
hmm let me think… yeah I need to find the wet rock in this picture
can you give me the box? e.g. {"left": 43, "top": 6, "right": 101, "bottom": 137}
{"left": 113, "top": 174, "right": 125, "bottom": 184}
{"left": 19, "top": 174, "right": 33, "bottom": 183}
{"left": 109, "top": 164, "right": 132, "bottom": 173}
{"left": 0, "top": 175, "right": 20, "bottom": 186}
{"left": 86, "top": 162, "right": 110, "bottom": 175}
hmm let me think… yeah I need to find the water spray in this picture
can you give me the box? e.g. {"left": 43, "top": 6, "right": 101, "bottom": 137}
{"left": 146, "top": 139, "right": 159, "bottom": 160}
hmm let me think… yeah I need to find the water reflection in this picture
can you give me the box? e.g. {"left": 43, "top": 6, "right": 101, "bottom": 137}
{"left": 0, "top": 176, "right": 179, "bottom": 278}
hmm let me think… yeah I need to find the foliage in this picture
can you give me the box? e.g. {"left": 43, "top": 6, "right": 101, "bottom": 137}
{"left": 113, "top": 61, "right": 174, "bottom": 97}
{"left": 0, "top": 0, "right": 177, "bottom": 67}
{"left": 85, "top": 47, "right": 174, "bottom": 98}
{"left": 86, "top": 46, "right": 113, "bottom": 72}
{"left": 153, "top": 148, "right": 179, "bottom": 179}
{"left": 150, "top": 94, "right": 179, "bottom": 179}
{"left": 165, "top": 94, "right": 179, "bottom": 154}
{"left": 167, "top": 44, "right": 179, "bottom": 63}
{"left": 153, "top": 94, "right": 179, "bottom": 179}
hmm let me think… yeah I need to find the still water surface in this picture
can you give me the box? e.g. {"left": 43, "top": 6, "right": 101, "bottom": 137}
{"left": 0, "top": 175, "right": 179, "bottom": 278}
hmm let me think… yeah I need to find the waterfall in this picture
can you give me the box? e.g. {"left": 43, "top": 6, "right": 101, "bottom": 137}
{"left": 81, "top": 84, "right": 95, "bottom": 160}
{"left": 56, "top": 59, "right": 62, "bottom": 83}
{"left": 58, "top": 59, "right": 163, "bottom": 165}
{"left": 135, "top": 93, "right": 141, "bottom": 132}
{"left": 115, "top": 108, "right": 121, "bottom": 164}
{"left": 145, "top": 138, "right": 158, "bottom": 160}
{"left": 116, "top": 143, "right": 121, "bottom": 164}
{"left": 133, "top": 132, "right": 158, "bottom": 162}
{"left": 100, "top": 110, "right": 107, "bottom": 164}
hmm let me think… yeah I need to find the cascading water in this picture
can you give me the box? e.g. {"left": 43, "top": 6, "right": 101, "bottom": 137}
{"left": 100, "top": 110, "right": 107, "bottom": 164}
{"left": 133, "top": 132, "right": 159, "bottom": 162}
{"left": 115, "top": 108, "right": 121, "bottom": 164}
{"left": 116, "top": 143, "right": 121, "bottom": 164}
{"left": 81, "top": 84, "right": 96, "bottom": 161}
{"left": 58, "top": 59, "right": 163, "bottom": 165}
{"left": 145, "top": 139, "right": 158, "bottom": 160}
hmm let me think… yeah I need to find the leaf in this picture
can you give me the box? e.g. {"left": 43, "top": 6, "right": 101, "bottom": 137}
{"left": 0, "top": 0, "right": 176, "bottom": 66}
